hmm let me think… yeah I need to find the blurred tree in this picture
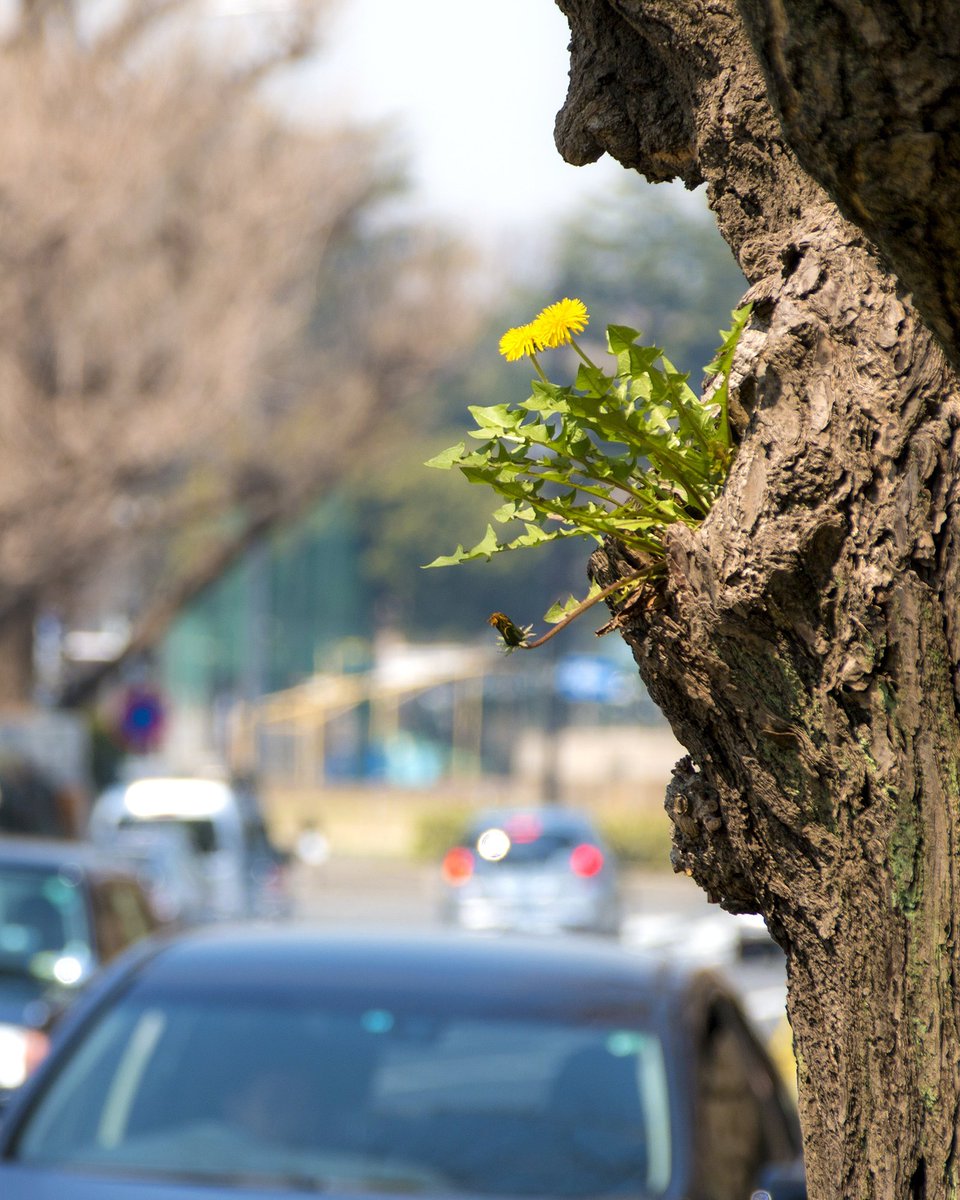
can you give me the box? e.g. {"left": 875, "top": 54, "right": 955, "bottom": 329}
{"left": 0, "top": 0, "right": 474, "bottom": 706}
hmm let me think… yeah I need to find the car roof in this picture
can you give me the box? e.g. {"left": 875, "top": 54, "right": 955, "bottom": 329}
{"left": 0, "top": 834, "right": 138, "bottom": 878}
{"left": 97, "top": 777, "right": 238, "bottom": 820}
{"left": 118, "top": 926, "right": 715, "bottom": 1027}
{"left": 463, "top": 807, "right": 600, "bottom": 834}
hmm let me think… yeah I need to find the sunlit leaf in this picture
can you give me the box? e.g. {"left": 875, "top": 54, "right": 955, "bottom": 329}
{"left": 424, "top": 442, "right": 465, "bottom": 470}
{"left": 606, "top": 324, "right": 643, "bottom": 354}
{"left": 544, "top": 593, "right": 584, "bottom": 624}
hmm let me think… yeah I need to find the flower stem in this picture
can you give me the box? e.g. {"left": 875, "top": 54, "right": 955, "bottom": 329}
{"left": 530, "top": 353, "right": 550, "bottom": 385}
{"left": 571, "top": 338, "right": 600, "bottom": 372}
{"left": 518, "top": 568, "right": 650, "bottom": 650}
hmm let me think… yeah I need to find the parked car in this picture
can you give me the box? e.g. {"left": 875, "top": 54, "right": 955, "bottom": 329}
{"left": 0, "top": 760, "right": 74, "bottom": 839}
{"left": 106, "top": 825, "right": 208, "bottom": 926}
{"left": 89, "top": 775, "right": 291, "bottom": 922}
{"left": 0, "top": 836, "right": 161, "bottom": 1091}
{"left": 440, "top": 806, "right": 622, "bottom": 936}
{"left": 0, "top": 927, "right": 804, "bottom": 1198}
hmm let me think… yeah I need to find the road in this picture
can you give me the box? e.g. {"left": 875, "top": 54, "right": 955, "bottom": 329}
{"left": 290, "top": 856, "right": 713, "bottom": 928}
{"left": 288, "top": 857, "right": 787, "bottom": 1041}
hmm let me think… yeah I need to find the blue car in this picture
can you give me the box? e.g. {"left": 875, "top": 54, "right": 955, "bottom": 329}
{"left": 0, "top": 927, "right": 804, "bottom": 1198}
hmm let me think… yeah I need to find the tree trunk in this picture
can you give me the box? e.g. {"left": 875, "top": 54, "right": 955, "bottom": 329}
{"left": 555, "top": 1, "right": 960, "bottom": 1195}
{"left": 736, "top": 0, "right": 960, "bottom": 377}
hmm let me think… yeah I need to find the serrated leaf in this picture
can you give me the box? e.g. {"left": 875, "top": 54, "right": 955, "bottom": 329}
{"left": 491, "top": 501, "right": 518, "bottom": 523}
{"left": 524, "top": 379, "right": 568, "bottom": 412}
{"left": 422, "top": 545, "right": 469, "bottom": 568}
{"left": 467, "top": 404, "right": 524, "bottom": 433}
{"left": 424, "top": 442, "right": 465, "bottom": 470}
{"left": 574, "top": 363, "right": 612, "bottom": 398}
{"left": 424, "top": 523, "right": 504, "bottom": 567}
{"left": 606, "top": 324, "right": 642, "bottom": 354}
{"left": 491, "top": 501, "right": 534, "bottom": 524}
{"left": 544, "top": 593, "right": 583, "bottom": 624}
{"left": 448, "top": 524, "right": 501, "bottom": 561}
{"left": 504, "top": 523, "right": 589, "bottom": 552}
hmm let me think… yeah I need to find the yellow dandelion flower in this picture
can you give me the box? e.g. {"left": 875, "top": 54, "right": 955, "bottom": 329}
{"left": 498, "top": 322, "right": 542, "bottom": 362}
{"left": 531, "top": 297, "right": 589, "bottom": 348}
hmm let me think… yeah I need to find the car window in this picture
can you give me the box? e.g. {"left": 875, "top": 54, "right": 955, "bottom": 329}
{"left": 0, "top": 866, "right": 93, "bottom": 983}
{"left": 120, "top": 817, "right": 217, "bottom": 855}
{"left": 14, "top": 992, "right": 671, "bottom": 1196}
{"left": 696, "top": 1002, "right": 796, "bottom": 1200}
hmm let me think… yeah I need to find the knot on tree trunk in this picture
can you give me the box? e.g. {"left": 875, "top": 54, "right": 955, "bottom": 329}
{"left": 664, "top": 755, "right": 758, "bottom": 912}
{"left": 553, "top": 0, "right": 702, "bottom": 184}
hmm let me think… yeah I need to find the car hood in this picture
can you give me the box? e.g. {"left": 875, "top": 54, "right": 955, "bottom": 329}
{"left": 0, "top": 1166, "right": 527, "bottom": 1200}
{"left": 0, "top": 1165, "right": 318, "bottom": 1198}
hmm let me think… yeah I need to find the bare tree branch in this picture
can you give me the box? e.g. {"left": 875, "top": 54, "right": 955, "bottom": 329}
{"left": 0, "top": 0, "right": 477, "bottom": 703}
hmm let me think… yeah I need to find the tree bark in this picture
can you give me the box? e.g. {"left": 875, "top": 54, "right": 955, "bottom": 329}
{"left": 735, "top": 0, "right": 960, "bottom": 375}
{"left": 555, "top": 2, "right": 960, "bottom": 1196}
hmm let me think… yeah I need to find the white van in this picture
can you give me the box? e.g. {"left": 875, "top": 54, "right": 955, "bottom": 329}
{"left": 88, "top": 778, "right": 248, "bottom": 922}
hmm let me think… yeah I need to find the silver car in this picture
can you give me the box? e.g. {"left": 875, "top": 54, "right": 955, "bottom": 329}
{"left": 439, "top": 807, "right": 621, "bottom": 936}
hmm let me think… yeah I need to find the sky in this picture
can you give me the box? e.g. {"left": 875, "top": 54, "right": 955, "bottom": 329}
{"left": 291, "top": 0, "right": 626, "bottom": 245}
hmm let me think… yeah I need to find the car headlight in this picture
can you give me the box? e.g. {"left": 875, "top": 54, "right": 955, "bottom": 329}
{"left": 0, "top": 1023, "right": 50, "bottom": 1090}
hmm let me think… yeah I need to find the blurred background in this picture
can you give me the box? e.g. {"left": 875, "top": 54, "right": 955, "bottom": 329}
{"left": 0, "top": 0, "right": 747, "bottom": 866}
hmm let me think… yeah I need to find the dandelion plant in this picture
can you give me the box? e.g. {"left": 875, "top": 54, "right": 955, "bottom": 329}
{"left": 425, "top": 298, "right": 752, "bottom": 650}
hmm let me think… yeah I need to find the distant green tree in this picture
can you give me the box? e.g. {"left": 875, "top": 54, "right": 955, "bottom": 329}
{"left": 549, "top": 180, "right": 746, "bottom": 375}
{"left": 350, "top": 435, "right": 590, "bottom": 642}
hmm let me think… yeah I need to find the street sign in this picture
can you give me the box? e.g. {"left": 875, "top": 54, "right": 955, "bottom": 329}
{"left": 554, "top": 655, "right": 632, "bottom": 705}
{"left": 118, "top": 686, "right": 166, "bottom": 753}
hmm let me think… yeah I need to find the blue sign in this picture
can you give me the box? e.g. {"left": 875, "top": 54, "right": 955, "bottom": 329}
{"left": 118, "top": 687, "right": 166, "bottom": 752}
{"left": 554, "top": 655, "right": 632, "bottom": 705}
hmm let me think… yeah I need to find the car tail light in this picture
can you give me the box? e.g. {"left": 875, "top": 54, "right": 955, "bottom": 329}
{"left": 442, "top": 847, "right": 475, "bottom": 886}
{"left": 569, "top": 843, "right": 604, "bottom": 878}
{"left": 24, "top": 1028, "right": 49, "bottom": 1077}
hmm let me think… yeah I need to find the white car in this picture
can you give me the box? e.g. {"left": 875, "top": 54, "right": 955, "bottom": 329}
{"left": 90, "top": 778, "right": 249, "bottom": 922}
{"left": 105, "top": 825, "right": 207, "bottom": 925}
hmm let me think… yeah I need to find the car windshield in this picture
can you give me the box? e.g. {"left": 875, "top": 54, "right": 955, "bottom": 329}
{"left": 120, "top": 816, "right": 217, "bottom": 855}
{"left": 14, "top": 991, "right": 672, "bottom": 1196}
{"left": 0, "top": 866, "right": 92, "bottom": 985}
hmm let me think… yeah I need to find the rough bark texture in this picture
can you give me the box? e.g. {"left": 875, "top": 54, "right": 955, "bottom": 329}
{"left": 736, "top": 1, "right": 960, "bottom": 375}
{"left": 555, "top": 2, "right": 960, "bottom": 1197}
